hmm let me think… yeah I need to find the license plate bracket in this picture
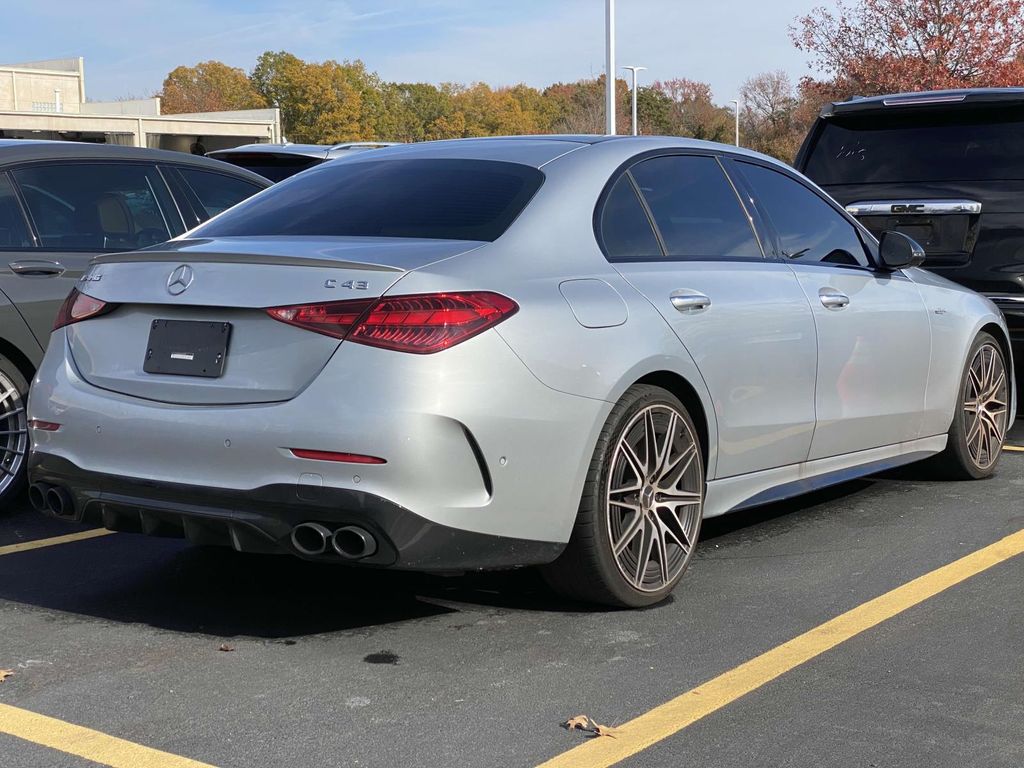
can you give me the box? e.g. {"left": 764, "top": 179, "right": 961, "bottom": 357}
{"left": 144, "top": 320, "right": 231, "bottom": 378}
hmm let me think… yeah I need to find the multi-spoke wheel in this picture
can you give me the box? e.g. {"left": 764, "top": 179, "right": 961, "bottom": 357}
{"left": 542, "top": 385, "right": 704, "bottom": 607}
{"left": 0, "top": 354, "right": 29, "bottom": 509}
{"left": 933, "top": 332, "right": 1009, "bottom": 480}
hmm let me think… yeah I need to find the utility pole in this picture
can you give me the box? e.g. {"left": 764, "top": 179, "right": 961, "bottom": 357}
{"left": 622, "top": 66, "right": 646, "bottom": 136}
{"left": 731, "top": 99, "right": 740, "bottom": 146}
{"left": 606, "top": 0, "right": 616, "bottom": 135}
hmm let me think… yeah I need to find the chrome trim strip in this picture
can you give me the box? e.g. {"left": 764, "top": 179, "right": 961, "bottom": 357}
{"left": 846, "top": 199, "right": 982, "bottom": 216}
{"left": 882, "top": 94, "right": 967, "bottom": 106}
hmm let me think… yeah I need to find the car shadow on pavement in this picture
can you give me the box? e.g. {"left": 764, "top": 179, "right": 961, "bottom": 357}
{"left": 0, "top": 473, "right": 914, "bottom": 636}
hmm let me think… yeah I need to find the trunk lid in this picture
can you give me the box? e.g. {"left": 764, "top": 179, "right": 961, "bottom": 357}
{"left": 69, "top": 236, "right": 482, "bottom": 405}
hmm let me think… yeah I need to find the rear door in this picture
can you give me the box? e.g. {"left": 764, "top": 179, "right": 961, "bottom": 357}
{"left": 4, "top": 161, "right": 183, "bottom": 344}
{"left": 604, "top": 152, "right": 817, "bottom": 478}
{"left": 735, "top": 159, "right": 932, "bottom": 459}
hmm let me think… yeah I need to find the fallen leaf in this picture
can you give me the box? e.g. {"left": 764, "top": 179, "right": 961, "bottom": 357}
{"left": 593, "top": 724, "right": 618, "bottom": 738}
{"left": 564, "top": 715, "right": 592, "bottom": 731}
{"left": 0, "top": 669, "right": 13, "bottom": 683}
{"left": 218, "top": 644, "right": 235, "bottom": 652}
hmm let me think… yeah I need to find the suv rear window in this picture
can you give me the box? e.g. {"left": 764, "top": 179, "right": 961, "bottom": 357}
{"left": 805, "top": 108, "right": 1024, "bottom": 185}
{"left": 193, "top": 159, "right": 544, "bottom": 242}
{"left": 214, "top": 153, "right": 323, "bottom": 182}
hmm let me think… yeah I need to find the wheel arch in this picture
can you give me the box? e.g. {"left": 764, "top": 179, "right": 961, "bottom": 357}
{"left": 0, "top": 336, "right": 36, "bottom": 382}
{"left": 979, "top": 320, "right": 1017, "bottom": 419}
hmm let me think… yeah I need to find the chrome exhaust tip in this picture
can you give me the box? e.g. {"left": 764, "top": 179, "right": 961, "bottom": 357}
{"left": 45, "top": 486, "right": 74, "bottom": 518}
{"left": 331, "top": 525, "right": 377, "bottom": 559}
{"left": 28, "top": 483, "right": 50, "bottom": 513}
{"left": 290, "top": 522, "right": 332, "bottom": 556}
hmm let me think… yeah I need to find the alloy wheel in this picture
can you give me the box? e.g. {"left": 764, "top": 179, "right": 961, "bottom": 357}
{"left": 963, "top": 342, "right": 1008, "bottom": 471}
{"left": 606, "top": 404, "right": 703, "bottom": 593}
{"left": 0, "top": 368, "right": 27, "bottom": 498}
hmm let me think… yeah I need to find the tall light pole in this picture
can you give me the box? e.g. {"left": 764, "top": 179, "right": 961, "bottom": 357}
{"left": 622, "top": 66, "right": 646, "bottom": 136}
{"left": 605, "top": 0, "right": 616, "bottom": 135}
{"left": 730, "top": 99, "right": 740, "bottom": 146}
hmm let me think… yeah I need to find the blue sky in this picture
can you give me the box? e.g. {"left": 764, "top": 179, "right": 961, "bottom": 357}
{"left": 6, "top": 1, "right": 830, "bottom": 104}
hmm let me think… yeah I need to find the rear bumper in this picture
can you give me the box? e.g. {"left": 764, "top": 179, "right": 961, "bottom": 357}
{"left": 29, "top": 453, "right": 565, "bottom": 570}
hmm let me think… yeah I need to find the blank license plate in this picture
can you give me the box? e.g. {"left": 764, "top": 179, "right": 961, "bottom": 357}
{"left": 144, "top": 320, "right": 231, "bottom": 378}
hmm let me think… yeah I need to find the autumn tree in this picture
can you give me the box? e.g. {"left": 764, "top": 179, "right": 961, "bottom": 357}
{"left": 739, "top": 71, "right": 804, "bottom": 161}
{"left": 545, "top": 76, "right": 629, "bottom": 134}
{"left": 650, "top": 78, "right": 733, "bottom": 142}
{"left": 791, "top": 0, "right": 1024, "bottom": 94}
{"left": 160, "top": 61, "right": 265, "bottom": 114}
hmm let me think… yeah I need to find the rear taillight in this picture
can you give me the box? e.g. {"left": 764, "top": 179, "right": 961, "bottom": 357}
{"left": 53, "top": 288, "right": 117, "bottom": 331}
{"left": 266, "top": 292, "right": 518, "bottom": 353}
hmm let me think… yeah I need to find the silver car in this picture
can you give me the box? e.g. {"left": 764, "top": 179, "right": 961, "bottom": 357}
{"left": 27, "top": 136, "right": 1015, "bottom": 607}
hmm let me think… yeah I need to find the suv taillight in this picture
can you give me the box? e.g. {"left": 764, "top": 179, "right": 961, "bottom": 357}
{"left": 53, "top": 289, "right": 117, "bottom": 331}
{"left": 267, "top": 292, "right": 518, "bottom": 353}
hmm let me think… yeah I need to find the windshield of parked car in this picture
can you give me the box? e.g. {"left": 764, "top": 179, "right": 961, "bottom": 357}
{"left": 805, "top": 108, "right": 1024, "bottom": 184}
{"left": 192, "top": 158, "right": 544, "bottom": 241}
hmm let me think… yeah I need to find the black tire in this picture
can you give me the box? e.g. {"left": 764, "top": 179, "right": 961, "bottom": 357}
{"left": 931, "top": 332, "right": 1009, "bottom": 480}
{"left": 542, "top": 384, "right": 704, "bottom": 608}
{"left": 0, "top": 352, "right": 29, "bottom": 511}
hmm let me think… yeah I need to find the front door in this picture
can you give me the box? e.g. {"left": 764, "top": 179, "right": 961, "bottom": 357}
{"left": 600, "top": 153, "right": 817, "bottom": 479}
{"left": 736, "top": 160, "right": 932, "bottom": 460}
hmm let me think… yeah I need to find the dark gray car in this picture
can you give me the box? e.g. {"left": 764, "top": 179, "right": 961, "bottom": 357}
{"left": 0, "top": 140, "right": 269, "bottom": 506}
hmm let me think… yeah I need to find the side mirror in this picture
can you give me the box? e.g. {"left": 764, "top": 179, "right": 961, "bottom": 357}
{"left": 878, "top": 231, "right": 926, "bottom": 270}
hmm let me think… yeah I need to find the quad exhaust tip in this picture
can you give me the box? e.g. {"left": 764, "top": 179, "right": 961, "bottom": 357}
{"left": 29, "top": 483, "right": 75, "bottom": 518}
{"left": 290, "top": 522, "right": 378, "bottom": 559}
{"left": 28, "top": 483, "right": 50, "bottom": 513}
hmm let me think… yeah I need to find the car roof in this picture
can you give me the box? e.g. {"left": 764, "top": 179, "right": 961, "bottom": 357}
{"left": 822, "top": 87, "right": 1024, "bottom": 117}
{"left": 330, "top": 134, "right": 790, "bottom": 171}
{"left": 208, "top": 142, "right": 401, "bottom": 161}
{"left": 0, "top": 139, "right": 269, "bottom": 184}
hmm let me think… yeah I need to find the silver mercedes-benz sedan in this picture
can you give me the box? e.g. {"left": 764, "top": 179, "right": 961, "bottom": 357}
{"left": 27, "top": 136, "right": 1015, "bottom": 607}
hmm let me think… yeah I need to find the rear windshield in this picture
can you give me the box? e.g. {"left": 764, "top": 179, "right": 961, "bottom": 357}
{"left": 192, "top": 158, "right": 544, "bottom": 241}
{"left": 805, "top": 108, "right": 1024, "bottom": 185}
{"left": 213, "top": 153, "right": 323, "bottom": 183}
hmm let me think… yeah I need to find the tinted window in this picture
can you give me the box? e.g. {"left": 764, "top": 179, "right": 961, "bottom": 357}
{"left": 194, "top": 159, "right": 544, "bottom": 242}
{"left": 177, "top": 167, "right": 264, "bottom": 218}
{"left": 0, "top": 174, "right": 32, "bottom": 249}
{"left": 13, "top": 163, "right": 171, "bottom": 251}
{"left": 629, "top": 155, "right": 762, "bottom": 259}
{"left": 600, "top": 175, "right": 662, "bottom": 259}
{"left": 805, "top": 109, "right": 1024, "bottom": 184}
{"left": 215, "top": 154, "right": 322, "bottom": 182}
{"left": 741, "top": 162, "right": 868, "bottom": 267}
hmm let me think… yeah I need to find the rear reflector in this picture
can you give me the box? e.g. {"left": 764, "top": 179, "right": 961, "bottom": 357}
{"left": 267, "top": 292, "right": 518, "bottom": 353}
{"left": 53, "top": 288, "right": 117, "bottom": 331}
{"left": 289, "top": 449, "right": 386, "bottom": 465}
{"left": 28, "top": 420, "right": 61, "bottom": 432}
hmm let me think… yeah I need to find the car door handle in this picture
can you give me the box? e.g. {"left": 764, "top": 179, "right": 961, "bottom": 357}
{"left": 818, "top": 287, "right": 850, "bottom": 310}
{"left": 9, "top": 260, "right": 65, "bottom": 277}
{"left": 670, "top": 290, "right": 711, "bottom": 313}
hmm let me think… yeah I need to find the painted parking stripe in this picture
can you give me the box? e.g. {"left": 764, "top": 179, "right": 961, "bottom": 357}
{"left": 1003, "top": 445, "right": 1024, "bottom": 452}
{"left": 0, "top": 703, "right": 216, "bottom": 768}
{"left": 537, "top": 527, "right": 1024, "bottom": 768}
{"left": 0, "top": 529, "right": 113, "bottom": 557}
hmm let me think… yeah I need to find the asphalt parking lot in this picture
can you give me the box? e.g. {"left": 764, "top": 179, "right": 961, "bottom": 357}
{"left": 2, "top": 426, "right": 1023, "bottom": 768}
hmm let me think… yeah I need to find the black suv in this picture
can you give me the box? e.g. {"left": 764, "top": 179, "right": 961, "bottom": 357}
{"left": 796, "top": 88, "right": 1024, "bottom": 389}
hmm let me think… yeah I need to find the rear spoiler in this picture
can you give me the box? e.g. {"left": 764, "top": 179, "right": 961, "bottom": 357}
{"left": 821, "top": 88, "right": 1024, "bottom": 118}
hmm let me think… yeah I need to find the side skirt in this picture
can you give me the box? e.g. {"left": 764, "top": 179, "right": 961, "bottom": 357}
{"left": 704, "top": 434, "right": 948, "bottom": 518}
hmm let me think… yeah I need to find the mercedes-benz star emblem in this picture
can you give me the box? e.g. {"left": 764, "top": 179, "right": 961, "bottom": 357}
{"left": 166, "top": 264, "right": 194, "bottom": 296}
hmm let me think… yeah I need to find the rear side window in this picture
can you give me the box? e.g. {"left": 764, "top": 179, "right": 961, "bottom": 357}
{"left": 0, "top": 174, "right": 32, "bottom": 249}
{"left": 177, "top": 167, "right": 264, "bottom": 218}
{"left": 193, "top": 159, "right": 544, "bottom": 242}
{"left": 599, "top": 176, "right": 662, "bottom": 260}
{"left": 629, "top": 155, "right": 762, "bottom": 260}
{"left": 805, "top": 110, "right": 1024, "bottom": 184}
{"left": 740, "top": 162, "right": 869, "bottom": 267}
{"left": 12, "top": 163, "right": 172, "bottom": 251}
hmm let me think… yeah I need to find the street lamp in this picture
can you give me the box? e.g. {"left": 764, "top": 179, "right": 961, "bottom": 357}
{"left": 730, "top": 99, "right": 740, "bottom": 146}
{"left": 622, "top": 66, "right": 647, "bottom": 136}
{"left": 605, "top": 0, "right": 615, "bottom": 135}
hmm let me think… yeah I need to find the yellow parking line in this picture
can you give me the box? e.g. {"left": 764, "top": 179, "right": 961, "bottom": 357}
{"left": 0, "top": 529, "right": 113, "bottom": 557}
{"left": 0, "top": 703, "right": 216, "bottom": 767}
{"left": 538, "top": 528, "right": 1024, "bottom": 768}
{"left": 1003, "top": 445, "right": 1024, "bottom": 452}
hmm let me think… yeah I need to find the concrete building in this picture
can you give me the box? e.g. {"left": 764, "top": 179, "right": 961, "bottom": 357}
{"left": 0, "top": 57, "right": 281, "bottom": 153}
